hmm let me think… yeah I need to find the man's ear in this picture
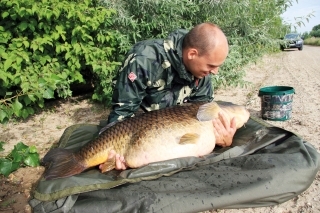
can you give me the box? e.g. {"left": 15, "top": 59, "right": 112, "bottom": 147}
{"left": 187, "top": 48, "right": 198, "bottom": 60}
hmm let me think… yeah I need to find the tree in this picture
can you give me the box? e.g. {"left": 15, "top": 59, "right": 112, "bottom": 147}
{"left": 310, "top": 24, "right": 320, "bottom": 37}
{"left": 312, "top": 24, "right": 320, "bottom": 31}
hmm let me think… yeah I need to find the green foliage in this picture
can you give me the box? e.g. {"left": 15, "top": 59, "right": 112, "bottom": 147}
{"left": 310, "top": 29, "right": 320, "bottom": 38}
{"left": 312, "top": 24, "right": 320, "bottom": 32}
{"left": 0, "top": 141, "right": 40, "bottom": 177}
{"left": 303, "top": 24, "right": 320, "bottom": 38}
{"left": 1, "top": 0, "right": 300, "bottom": 122}
{"left": 0, "top": 0, "right": 121, "bottom": 122}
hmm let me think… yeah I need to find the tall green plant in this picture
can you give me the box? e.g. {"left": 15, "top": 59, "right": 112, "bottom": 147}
{"left": 0, "top": 0, "right": 121, "bottom": 122}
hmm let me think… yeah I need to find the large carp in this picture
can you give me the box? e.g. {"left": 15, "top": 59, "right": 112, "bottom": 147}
{"left": 42, "top": 101, "right": 250, "bottom": 180}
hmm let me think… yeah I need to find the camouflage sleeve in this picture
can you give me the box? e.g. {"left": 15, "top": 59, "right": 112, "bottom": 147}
{"left": 107, "top": 54, "right": 157, "bottom": 124}
{"left": 188, "top": 76, "right": 214, "bottom": 102}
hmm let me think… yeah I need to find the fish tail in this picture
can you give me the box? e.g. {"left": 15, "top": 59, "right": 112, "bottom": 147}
{"left": 42, "top": 148, "right": 87, "bottom": 180}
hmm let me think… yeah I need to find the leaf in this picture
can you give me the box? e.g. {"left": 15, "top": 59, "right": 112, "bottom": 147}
{"left": 29, "top": 145, "right": 38, "bottom": 154}
{"left": 38, "top": 78, "right": 46, "bottom": 87}
{"left": 39, "top": 45, "right": 44, "bottom": 53}
{"left": 23, "top": 40, "right": 29, "bottom": 48}
{"left": 28, "top": 94, "right": 37, "bottom": 102}
{"left": 16, "top": 57, "right": 23, "bottom": 66}
{"left": 11, "top": 142, "right": 29, "bottom": 162}
{"left": 28, "top": 23, "right": 35, "bottom": 32}
{"left": 0, "top": 110, "right": 8, "bottom": 123}
{"left": 50, "top": 74, "right": 61, "bottom": 82}
{"left": 0, "top": 159, "right": 20, "bottom": 177}
{"left": 18, "top": 21, "right": 28, "bottom": 31}
{"left": 26, "top": 107, "right": 35, "bottom": 114}
{"left": 21, "top": 108, "right": 30, "bottom": 119}
{"left": 4, "top": 58, "right": 13, "bottom": 71}
{"left": 23, "top": 153, "right": 40, "bottom": 167}
{"left": 56, "top": 44, "right": 61, "bottom": 53}
{"left": 43, "top": 88, "right": 54, "bottom": 99}
{"left": 38, "top": 99, "right": 44, "bottom": 108}
{"left": 0, "top": 141, "right": 5, "bottom": 152}
{"left": 2, "top": 11, "right": 9, "bottom": 19}
{"left": 65, "top": 52, "right": 71, "bottom": 60}
{"left": 39, "top": 56, "right": 47, "bottom": 65}
{"left": 12, "top": 98, "right": 23, "bottom": 117}
{"left": 22, "top": 96, "right": 31, "bottom": 106}
{"left": 30, "top": 42, "right": 38, "bottom": 51}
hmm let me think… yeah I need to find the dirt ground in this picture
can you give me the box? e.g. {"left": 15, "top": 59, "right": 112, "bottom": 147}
{"left": 0, "top": 45, "right": 319, "bottom": 213}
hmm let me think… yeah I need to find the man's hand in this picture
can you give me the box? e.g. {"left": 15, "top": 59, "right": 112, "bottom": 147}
{"left": 107, "top": 150, "right": 127, "bottom": 170}
{"left": 212, "top": 111, "right": 237, "bottom": 147}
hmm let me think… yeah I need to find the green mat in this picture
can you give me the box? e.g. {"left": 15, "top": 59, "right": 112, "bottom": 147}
{"left": 30, "top": 116, "right": 320, "bottom": 213}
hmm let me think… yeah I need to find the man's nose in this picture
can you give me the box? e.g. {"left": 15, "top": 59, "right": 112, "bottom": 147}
{"left": 210, "top": 67, "right": 219, "bottom": 75}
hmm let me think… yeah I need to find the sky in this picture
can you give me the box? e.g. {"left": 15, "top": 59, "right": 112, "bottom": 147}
{"left": 281, "top": 0, "right": 320, "bottom": 33}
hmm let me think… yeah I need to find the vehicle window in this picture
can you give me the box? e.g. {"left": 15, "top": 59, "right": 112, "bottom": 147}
{"left": 285, "top": 34, "right": 299, "bottom": 39}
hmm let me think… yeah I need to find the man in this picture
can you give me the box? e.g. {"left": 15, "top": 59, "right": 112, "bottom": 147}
{"left": 105, "top": 23, "right": 237, "bottom": 170}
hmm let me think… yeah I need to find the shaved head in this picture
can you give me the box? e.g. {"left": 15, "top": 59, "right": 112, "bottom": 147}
{"left": 182, "top": 23, "right": 228, "bottom": 56}
{"left": 182, "top": 23, "right": 229, "bottom": 78}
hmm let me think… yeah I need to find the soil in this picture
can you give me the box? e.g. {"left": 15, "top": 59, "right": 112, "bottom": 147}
{"left": 0, "top": 45, "right": 319, "bottom": 213}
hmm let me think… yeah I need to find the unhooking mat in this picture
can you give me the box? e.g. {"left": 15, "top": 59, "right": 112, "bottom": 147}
{"left": 29, "top": 116, "right": 320, "bottom": 213}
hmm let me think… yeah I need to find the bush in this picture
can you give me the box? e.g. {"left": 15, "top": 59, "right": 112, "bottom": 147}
{"left": 0, "top": 0, "right": 122, "bottom": 122}
{"left": 1, "top": 0, "right": 296, "bottom": 122}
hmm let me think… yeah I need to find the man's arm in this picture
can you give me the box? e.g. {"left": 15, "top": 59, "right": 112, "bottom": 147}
{"left": 107, "top": 55, "right": 148, "bottom": 124}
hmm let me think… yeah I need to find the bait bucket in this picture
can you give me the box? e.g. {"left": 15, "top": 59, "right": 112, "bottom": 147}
{"left": 258, "top": 86, "right": 295, "bottom": 121}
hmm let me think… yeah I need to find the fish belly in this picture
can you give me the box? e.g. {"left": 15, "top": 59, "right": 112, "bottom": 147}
{"left": 124, "top": 121, "right": 215, "bottom": 168}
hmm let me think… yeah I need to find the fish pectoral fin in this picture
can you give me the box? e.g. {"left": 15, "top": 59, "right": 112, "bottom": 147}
{"left": 179, "top": 133, "right": 200, "bottom": 145}
{"left": 99, "top": 159, "right": 116, "bottom": 173}
{"left": 197, "top": 102, "right": 221, "bottom": 121}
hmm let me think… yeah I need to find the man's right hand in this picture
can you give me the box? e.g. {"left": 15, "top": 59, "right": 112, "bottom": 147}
{"left": 212, "top": 111, "right": 237, "bottom": 147}
{"left": 107, "top": 150, "right": 127, "bottom": 170}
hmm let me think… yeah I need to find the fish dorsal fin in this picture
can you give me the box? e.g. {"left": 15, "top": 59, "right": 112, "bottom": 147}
{"left": 196, "top": 102, "right": 221, "bottom": 121}
{"left": 179, "top": 133, "right": 200, "bottom": 144}
{"left": 99, "top": 121, "right": 119, "bottom": 135}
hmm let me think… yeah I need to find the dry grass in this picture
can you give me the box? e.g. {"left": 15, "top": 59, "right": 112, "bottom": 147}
{"left": 304, "top": 37, "right": 320, "bottom": 46}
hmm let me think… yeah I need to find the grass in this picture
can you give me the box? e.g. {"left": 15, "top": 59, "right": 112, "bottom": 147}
{"left": 304, "top": 37, "right": 320, "bottom": 46}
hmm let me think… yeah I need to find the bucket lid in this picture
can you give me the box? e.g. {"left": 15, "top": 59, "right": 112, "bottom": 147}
{"left": 258, "top": 86, "right": 295, "bottom": 96}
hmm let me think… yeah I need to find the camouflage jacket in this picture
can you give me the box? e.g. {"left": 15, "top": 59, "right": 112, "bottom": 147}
{"left": 107, "top": 29, "right": 214, "bottom": 123}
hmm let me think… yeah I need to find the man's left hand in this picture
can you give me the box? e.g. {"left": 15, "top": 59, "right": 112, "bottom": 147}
{"left": 212, "top": 111, "right": 237, "bottom": 147}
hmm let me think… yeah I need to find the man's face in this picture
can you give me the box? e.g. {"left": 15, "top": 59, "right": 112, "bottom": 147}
{"left": 184, "top": 49, "right": 227, "bottom": 79}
